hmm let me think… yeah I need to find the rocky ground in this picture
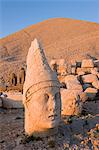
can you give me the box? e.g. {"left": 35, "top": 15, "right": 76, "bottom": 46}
{"left": 0, "top": 99, "right": 99, "bottom": 150}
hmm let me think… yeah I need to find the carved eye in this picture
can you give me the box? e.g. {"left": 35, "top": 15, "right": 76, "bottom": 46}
{"left": 55, "top": 92, "right": 61, "bottom": 100}
{"left": 44, "top": 93, "right": 49, "bottom": 102}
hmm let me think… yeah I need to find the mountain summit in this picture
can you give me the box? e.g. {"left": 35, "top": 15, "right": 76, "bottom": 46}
{"left": 0, "top": 18, "right": 99, "bottom": 81}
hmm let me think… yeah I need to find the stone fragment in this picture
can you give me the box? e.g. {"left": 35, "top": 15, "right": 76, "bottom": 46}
{"left": 2, "top": 91, "right": 23, "bottom": 108}
{"left": 82, "top": 74, "right": 98, "bottom": 84}
{"left": 23, "top": 39, "right": 61, "bottom": 137}
{"left": 76, "top": 67, "right": 91, "bottom": 75}
{"left": 81, "top": 59, "right": 94, "bottom": 68}
{"left": 65, "top": 75, "right": 83, "bottom": 92}
{"left": 66, "top": 80, "right": 83, "bottom": 91}
{"left": 91, "top": 67, "right": 99, "bottom": 75}
{"left": 65, "top": 75, "right": 78, "bottom": 82}
{"left": 57, "top": 59, "right": 67, "bottom": 76}
{"left": 84, "top": 87, "right": 98, "bottom": 100}
{"left": 61, "top": 89, "right": 82, "bottom": 116}
{"left": 92, "top": 81, "right": 99, "bottom": 89}
{"left": 79, "top": 92, "right": 88, "bottom": 102}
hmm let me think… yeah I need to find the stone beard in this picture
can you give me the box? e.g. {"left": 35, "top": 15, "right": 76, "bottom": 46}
{"left": 24, "top": 84, "right": 61, "bottom": 137}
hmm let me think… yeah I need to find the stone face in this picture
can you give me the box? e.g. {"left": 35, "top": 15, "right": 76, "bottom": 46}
{"left": 84, "top": 87, "right": 98, "bottom": 100}
{"left": 23, "top": 39, "right": 61, "bottom": 137}
{"left": 81, "top": 59, "right": 94, "bottom": 68}
{"left": 61, "top": 89, "right": 82, "bottom": 116}
{"left": 82, "top": 74, "right": 98, "bottom": 84}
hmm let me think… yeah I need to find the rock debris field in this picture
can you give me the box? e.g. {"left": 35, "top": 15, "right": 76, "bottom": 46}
{"left": 0, "top": 57, "right": 99, "bottom": 150}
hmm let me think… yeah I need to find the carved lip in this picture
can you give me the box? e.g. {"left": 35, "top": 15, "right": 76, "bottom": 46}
{"left": 48, "top": 114, "right": 57, "bottom": 121}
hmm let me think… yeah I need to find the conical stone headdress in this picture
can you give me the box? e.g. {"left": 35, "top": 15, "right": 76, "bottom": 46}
{"left": 23, "top": 38, "right": 60, "bottom": 103}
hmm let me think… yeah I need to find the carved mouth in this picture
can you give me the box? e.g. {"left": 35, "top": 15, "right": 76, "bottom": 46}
{"left": 48, "top": 114, "right": 57, "bottom": 121}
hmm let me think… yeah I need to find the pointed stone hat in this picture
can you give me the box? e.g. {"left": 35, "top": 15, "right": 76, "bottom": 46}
{"left": 23, "top": 38, "right": 60, "bottom": 103}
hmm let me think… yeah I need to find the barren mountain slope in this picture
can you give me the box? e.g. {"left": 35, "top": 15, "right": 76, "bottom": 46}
{"left": 0, "top": 18, "right": 99, "bottom": 81}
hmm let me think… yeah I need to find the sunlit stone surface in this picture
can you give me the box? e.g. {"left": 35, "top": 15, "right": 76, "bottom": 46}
{"left": 23, "top": 39, "right": 61, "bottom": 137}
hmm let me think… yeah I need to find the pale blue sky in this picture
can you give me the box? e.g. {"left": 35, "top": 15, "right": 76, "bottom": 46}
{"left": 0, "top": 0, "right": 99, "bottom": 38}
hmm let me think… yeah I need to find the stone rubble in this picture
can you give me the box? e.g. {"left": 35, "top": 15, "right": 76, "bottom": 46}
{"left": 50, "top": 57, "right": 99, "bottom": 116}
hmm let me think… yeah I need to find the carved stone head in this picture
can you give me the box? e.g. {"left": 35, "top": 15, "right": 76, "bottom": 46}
{"left": 23, "top": 39, "right": 61, "bottom": 137}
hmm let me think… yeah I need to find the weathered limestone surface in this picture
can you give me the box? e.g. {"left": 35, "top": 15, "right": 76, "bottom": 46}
{"left": 82, "top": 74, "right": 98, "bottom": 84}
{"left": 91, "top": 68, "right": 99, "bottom": 75}
{"left": 23, "top": 39, "right": 61, "bottom": 137}
{"left": 65, "top": 75, "right": 83, "bottom": 92}
{"left": 92, "top": 81, "right": 99, "bottom": 89}
{"left": 76, "top": 67, "right": 91, "bottom": 75}
{"left": 84, "top": 87, "right": 98, "bottom": 100}
{"left": 61, "top": 89, "right": 82, "bottom": 116}
{"left": 2, "top": 97, "right": 23, "bottom": 109}
{"left": 65, "top": 75, "right": 78, "bottom": 83}
{"left": 1, "top": 91, "right": 23, "bottom": 108}
{"left": 81, "top": 59, "right": 94, "bottom": 68}
{"left": 66, "top": 80, "right": 83, "bottom": 91}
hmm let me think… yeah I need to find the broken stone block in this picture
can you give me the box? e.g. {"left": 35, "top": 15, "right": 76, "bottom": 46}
{"left": 2, "top": 91, "right": 23, "bottom": 108}
{"left": 61, "top": 89, "right": 82, "bottom": 116}
{"left": 81, "top": 59, "right": 94, "bottom": 68}
{"left": 57, "top": 59, "right": 67, "bottom": 76}
{"left": 65, "top": 75, "right": 83, "bottom": 92}
{"left": 2, "top": 97, "right": 23, "bottom": 109}
{"left": 66, "top": 80, "right": 83, "bottom": 91}
{"left": 65, "top": 75, "right": 78, "bottom": 83}
{"left": 79, "top": 92, "right": 88, "bottom": 102}
{"left": 84, "top": 87, "right": 98, "bottom": 100}
{"left": 76, "top": 67, "right": 92, "bottom": 75}
{"left": 92, "top": 81, "right": 99, "bottom": 89}
{"left": 91, "top": 68, "right": 99, "bottom": 75}
{"left": 82, "top": 74, "right": 98, "bottom": 84}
